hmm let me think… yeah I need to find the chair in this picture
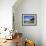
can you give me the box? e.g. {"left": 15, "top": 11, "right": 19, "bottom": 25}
{"left": 14, "top": 33, "right": 23, "bottom": 46}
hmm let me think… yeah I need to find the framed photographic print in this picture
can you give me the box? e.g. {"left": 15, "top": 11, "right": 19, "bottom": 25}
{"left": 22, "top": 14, "right": 37, "bottom": 26}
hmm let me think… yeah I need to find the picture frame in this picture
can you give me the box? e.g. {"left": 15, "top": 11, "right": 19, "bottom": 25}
{"left": 22, "top": 14, "right": 37, "bottom": 26}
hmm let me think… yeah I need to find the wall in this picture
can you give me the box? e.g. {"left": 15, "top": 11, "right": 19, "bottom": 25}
{"left": 13, "top": 0, "right": 41, "bottom": 46}
{"left": 0, "top": 0, "right": 16, "bottom": 30}
{"left": 41, "top": 0, "right": 46, "bottom": 46}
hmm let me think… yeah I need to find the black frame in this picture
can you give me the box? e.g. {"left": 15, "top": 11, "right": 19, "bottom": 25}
{"left": 22, "top": 14, "right": 37, "bottom": 26}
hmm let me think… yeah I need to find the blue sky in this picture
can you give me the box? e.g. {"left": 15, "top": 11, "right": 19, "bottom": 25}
{"left": 24, "top": 16, "right": 34, "bottom": 21}
{"left": 24, "top": 16, "right": 34, "bottom": 19}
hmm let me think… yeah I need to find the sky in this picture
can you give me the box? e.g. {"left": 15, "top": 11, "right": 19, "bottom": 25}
{"left": 24, "top": 15, "right": 34, "bottom": 21}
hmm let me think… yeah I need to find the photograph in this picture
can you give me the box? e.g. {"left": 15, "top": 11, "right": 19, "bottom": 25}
{"left": 22, "top": 14, "right": 37, "bottom": 26}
